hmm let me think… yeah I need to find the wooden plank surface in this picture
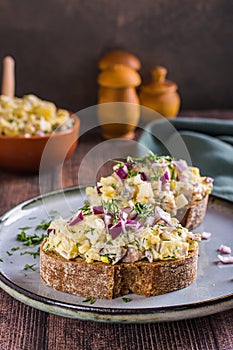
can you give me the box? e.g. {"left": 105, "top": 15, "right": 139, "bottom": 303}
{"left": 0, "top": 111, "right": 233, "bottom": 350}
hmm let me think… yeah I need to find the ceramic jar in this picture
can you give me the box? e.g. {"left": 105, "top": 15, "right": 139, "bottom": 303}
{"left": 140, "top": 66, "right": 180, "bottom": 119}
{"left": 97, "top": 64, "right": 141, "bottom": 139}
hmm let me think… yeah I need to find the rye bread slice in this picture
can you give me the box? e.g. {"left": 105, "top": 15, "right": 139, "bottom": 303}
{"left": 40, "top": 241, "right": 198, "bottom": 300}
{"left": 178, "top": 195, "right": 209, "bottom": 230}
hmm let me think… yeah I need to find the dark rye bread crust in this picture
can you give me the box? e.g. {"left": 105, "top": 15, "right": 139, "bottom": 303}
{"left": 178, "top": 194, "right": 209, "bottom": 230}
{"left": 40, "top": 241, "right": 198, "bottom": 300}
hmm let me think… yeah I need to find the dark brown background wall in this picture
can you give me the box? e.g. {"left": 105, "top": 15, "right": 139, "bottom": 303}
{"left": 0, "top": 0, "right": 232, "bottom": 113}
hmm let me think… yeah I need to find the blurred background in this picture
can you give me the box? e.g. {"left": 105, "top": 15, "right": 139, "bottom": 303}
{"left": 0, "top": 0, "right": 232, "bottom": 113}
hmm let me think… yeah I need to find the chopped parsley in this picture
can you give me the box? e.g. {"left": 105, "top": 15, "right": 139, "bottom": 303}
{"left": 24, "top": 263, "right": 36, "bottom": 271}
{"left": 134, "top": 202, "right": 154, "bottom": 218}
{"left": 82, "top": 297, "right": 95, "bottom": 305}
{"left": 79, "top": 202, "right": 92, "bottom": 216}
{"left": 6, "top": 251, "right": 13, "bottom": 256}
{"left": 11, "top": 247, "right": 20, "bottom": 251}
{"left": 171, "top": 168, "right": 177, "bottom": 180}
{"left": 20, "top": 247, "right": 40, "bottom": 259}
{"left": 17, "top": 232, "right": 47, "bottom": 246}
{"left": 122, "top": 297, "right": 132, "bottom": 303}
{"left": 18, "top": 226, "right": 32, "bottom": 231}
{"left": 0, "top": 258, "right": 3, "bottom": 262}
{"left": 102, "top": 199, "right": 120, "bottom": 222}
{"left": 100, "top": 253, "right": 116, "bottom": 263}
{"left": 127, "top": 170, "right": 139, "bottom": 178}
{"left": 84, "top": 227, "right": 95, "bottom": 235}
{"left": 36, "top": 220, "right": 51, "bottom": 231}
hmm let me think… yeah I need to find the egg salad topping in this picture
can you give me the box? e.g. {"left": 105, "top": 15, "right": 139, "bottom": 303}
{"left": 43, "top": 199, "right": 201, "bottom": 265}
{"left": 86, "top": 153, "right": 213, "bottom": 216}
{"left": 0, "top": 94, "right": 73, "bottom": 137}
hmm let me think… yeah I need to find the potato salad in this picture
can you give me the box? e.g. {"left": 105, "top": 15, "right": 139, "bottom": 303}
{"left": 43, "top": 201, "right": 201, "bottom": 265}
{"left": 86, "top": 153, "right": 213, "bottom": 216}
{"left": 0, "top": 94, "right": 73, "bottom": 136}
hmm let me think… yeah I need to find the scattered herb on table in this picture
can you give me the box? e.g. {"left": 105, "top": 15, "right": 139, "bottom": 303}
{"left": 0, "top": 258, "right": 3, "bottom": 262}
{"left": 6, "top": 251, "right": 13, "bottom": 256}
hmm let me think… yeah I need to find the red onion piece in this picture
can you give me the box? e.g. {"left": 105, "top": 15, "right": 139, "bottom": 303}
{"left": 188, "top": 232, "right": 201, "bottom": 241}
{"left": 172, "top": 160, "right": 188, "bottom": 173}
{"left": 122, "top": 206, "right": 131, "bottom": 217}
{"left": 125, "top": 219, "right": 140, "bottom": 230}
{"left": 104, "top": 214, "right": 113, "bottom": 227}
{"left": 201, "top": 231, "right": 212, "bottom": 240}
{"left": 204, "top": 177, "right": 214, "bottom": 184}
{"left": 155, "top": 206, "right": 173, "bottom": 226}
{"left": 47, "top": 228, "right": 56, "bottom": 236}
{"left": 160, "top": 169, "right": 170, "bottom": 185}
{"left": 178, "top": 175, "right": 187, "bottom": 181}
{"left": 140, "top": 172, "right": 149, "bottom": 181}
{"left": 218, "top": 244, "right": 231, "bottom": 254}
{"left": 115, "top": 165, "right": 128, "bottom": 180}
{"left": 93, "top": 206, "right": 104, "bottom": 215}
{"left": 144, "top": 216, "right": 156, "bottom": 227}
{"left": 69, "top": 211, "right": 84, "bottom": 226}
{"left": 119, "top": 211, "right": 128, "bottom": 221}
{"left": 97, "top": 184, "right": 102, "bottom": 194}
{"left": 109, "top": 221, "right": 124, "bottom": 239}
{"left": 152, "top": 163, "right": 167, "bottom": 171}
{"left": 218, "top": 255, "right": 233, "bottom": 264}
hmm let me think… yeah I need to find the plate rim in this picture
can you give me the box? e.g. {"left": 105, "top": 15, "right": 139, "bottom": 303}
{"left": 0, "top": 186, "right": 233, "bottom": 323}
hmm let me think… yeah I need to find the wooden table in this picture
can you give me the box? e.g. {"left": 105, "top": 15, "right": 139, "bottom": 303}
{"left": 0, "top": 111, "right": 233, "bottom": 350}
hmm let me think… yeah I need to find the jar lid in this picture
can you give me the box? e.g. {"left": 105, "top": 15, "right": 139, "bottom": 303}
{"left": 98, "top": 50, "right": 141, "bottom": 71}
{"left": 141, "top": 66, "right": 177, "bottom": 94}
{"left": 98, "top": 64, "right": 141, "bottom": 88}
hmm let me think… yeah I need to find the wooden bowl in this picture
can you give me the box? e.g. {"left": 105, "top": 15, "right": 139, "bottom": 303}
{"left": 0, "top": 115, "right": 80, "bottom": 173}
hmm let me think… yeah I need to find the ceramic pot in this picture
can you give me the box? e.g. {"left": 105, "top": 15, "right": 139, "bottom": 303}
{"left": 140, "top": 66, "right": 180, "bottom": 120}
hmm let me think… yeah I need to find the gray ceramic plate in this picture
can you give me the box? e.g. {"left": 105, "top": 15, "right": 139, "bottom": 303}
{"left": 0, "top": 186, "right": 232, "bottom": 323}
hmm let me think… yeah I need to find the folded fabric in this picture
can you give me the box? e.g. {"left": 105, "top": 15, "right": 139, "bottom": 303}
{"left": 139, "top": 118, "right": 233, "bottom": 202}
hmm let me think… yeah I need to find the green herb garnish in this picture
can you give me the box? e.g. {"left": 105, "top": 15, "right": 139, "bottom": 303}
{"left": 122, "top": 297, "right": 132, "bottom": 303}
{"left": 82, "top": 297, "right": 95, "bottom": 304}
{"left": 79, "top": 202, "right": 92, "bottom": 216}
{"left": 36, "top": 220, "right": 51, "bottom": 231}
{"left": 134, "top": 202, "right": 154, "bottom": 218}
{"left": 17, "top": 232, "right": 47, "bottom": 246}
{"left": 102, "top": 199, "right": 120, "bottom": 222}
{"left": 20, "top": 247, "right": 40, "bottom": 258}
{"left": 6, "top": 251, "right": 13, "bottom": 256}
{"left": 24, "top": 263, "right": 36, "bottom": 271}
{"left": 19, "top": 226, "right": 32, "bottom": 231}
{"left": 11, "top": 247, "right": 20, "bottom": 251}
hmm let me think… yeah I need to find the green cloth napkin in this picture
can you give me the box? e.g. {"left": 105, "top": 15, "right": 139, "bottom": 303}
{"left": 139, "top": 118, "right": 233, "bottom": 202}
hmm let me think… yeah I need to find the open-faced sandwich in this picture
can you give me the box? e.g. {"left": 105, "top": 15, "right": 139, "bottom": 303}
{"left": 86, "top": 153, "right": 213, "bottom": 230}
{"left": 40, "top": 202, "right": 201, "bottom": 300}
{"left": 40, "top": 153, "right": 213, "bottom": 300}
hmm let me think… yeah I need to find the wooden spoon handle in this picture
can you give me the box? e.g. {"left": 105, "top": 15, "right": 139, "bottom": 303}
{"left": 1, "top": 56, "right": 15, "bottom": 97}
